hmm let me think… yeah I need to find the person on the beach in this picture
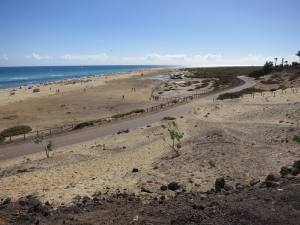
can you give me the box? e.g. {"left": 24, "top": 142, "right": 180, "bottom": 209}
{"left": 122, "top": 95, "right": 125, "bottom": 101}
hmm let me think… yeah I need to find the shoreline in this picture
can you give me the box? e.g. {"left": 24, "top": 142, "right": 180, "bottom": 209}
{"left": 0, "top": 67, "right": 174, "bottom": 131}
{"left": 0, "top": 66, "right": 173, "bottom": 90}
{"left": 0, "top": 67, "right": 173, "bottom": 107}
{"left": 0, "top": 65, "right": 174, "bottom": 90}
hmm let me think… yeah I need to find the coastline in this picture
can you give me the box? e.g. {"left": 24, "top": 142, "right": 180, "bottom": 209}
{"left": 0, "top": 67, "right": 172, "bottom": 107}
{"left": 0, "top": 67, "right": 174, "bottom": 131}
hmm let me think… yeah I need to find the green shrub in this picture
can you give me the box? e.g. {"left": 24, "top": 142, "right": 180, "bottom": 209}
{"left": 161, "top": 121, "right": 184, "bottom": 156}
{"left": 162, "top": 116, "right": 176, "bottom": 121}
{"left": 0, "top": 135, "right": 5, "bottom": 143}
{"left": 217, "top": 88, "right": 263, "bottom": 100}
{"left": 73, "top": 121, "right": 94, "bottom": 130}
{"left": 112, "top": 109, "right": 145, "bottom": 119}
{"left": 293, "top": 135, "right": 300, "bottom": 143}
{"left": 0, "top": 125, "right": 32, "bottom": 137}
{"left": 32, "top": 88, "right": 40, "bottom": 93}
{"left": 208, "top": 160, "right": 216, "bottom": 168}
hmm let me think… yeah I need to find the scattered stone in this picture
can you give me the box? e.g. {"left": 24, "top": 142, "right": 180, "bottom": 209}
{"left": 2, "top": 197, "right": 11, "bottom": 205}
{"left": 291, "top": 167, "right": 300, "bottom": 176}
{"left": 132, "top": 168, "right": 139, "bottom": 173}
{"left": 192, "top": 204, "right": 205, "bottom": 210}
{"left": 117, "top": 129, "right": 129, "bottom": 135}
{"left": 293, "top": 160, "right": 300, "bottom": 170}
{"left": 141, "top": 187, "right": 152, "bottom": 193}
{"left": 235, "top": 183, "right": 244, "bottom": 190}
{"left": 280, "top": 166, "right": 292, "bottom": 177}
{"left": 265, "top": 174, "right": 280, "bottom": 182}
{"left": 160, "top": 185, "right": 168, "bottom": 191}
{"left": 250, "top": 179, "right": 260, "bottom": 186}
{"left": 215, "top": 178, "right": 225, "bottom": 192}
{"left": 168, "top": 182, "right": 180, "bottom": 191}
{"left": 266, "top": 181, "right": 280, "bottom": 188}
{"left": 162, "top": 116, "right": 176, "bottom": 121}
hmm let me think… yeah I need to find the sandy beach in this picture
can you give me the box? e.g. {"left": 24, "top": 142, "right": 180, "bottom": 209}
{"left": 0, "top": 68, "right": 172, "bottom": 131}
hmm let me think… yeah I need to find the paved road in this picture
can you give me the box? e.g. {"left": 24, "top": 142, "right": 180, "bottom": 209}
{"left": 0, "top": 76, "right": 255, "bottom": 161}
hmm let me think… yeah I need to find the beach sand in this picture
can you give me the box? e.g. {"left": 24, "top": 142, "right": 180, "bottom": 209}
{"left": 0, "top": 87, "right": 299, "bottom": 205}
{"left": 0, "top": 68, "right": 172, "bottom": 131}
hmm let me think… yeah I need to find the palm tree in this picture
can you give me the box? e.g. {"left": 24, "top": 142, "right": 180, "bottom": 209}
{"left": 281, "top": 58, "right": 284, "bottom": 67}
{"left": 274, "top": 57, "right": 278, "bottom": 67}
{"left": 297, "top": 51, "right": 300, "bottom": 63}
{"left": 285, "top": 61, "right": 288, "bottom": 66}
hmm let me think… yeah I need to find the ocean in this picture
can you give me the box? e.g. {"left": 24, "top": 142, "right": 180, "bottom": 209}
{"left": 0, "top": 65, "right": 164, "bottom": 89}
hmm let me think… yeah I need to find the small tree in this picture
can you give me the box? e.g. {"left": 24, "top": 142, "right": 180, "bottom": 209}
{"left": 1, "top": 125, "right": 32, "bottom": 138}
{"left": 263, "top": 61, "right": 274, "bottom": 74}
{"left": 0, "top": 135, "right": 5, "bottom": 143}
{"left": 161, "top": 121, "right": 184, "bottom": 156}
{"left": 296, "top": 51, "right": 300, "bottom": 63}
{"left": 274, "top": 57, "right": 278, "bottom": 67}
{"left": 285, "top": 61, "right": 288, "bottom": 67}
{"left": 32, "top": 137, "right": 53, "bottom": 158}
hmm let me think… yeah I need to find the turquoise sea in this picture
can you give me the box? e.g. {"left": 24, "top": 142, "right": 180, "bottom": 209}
{"left": 0, "top": 65, "right": 165, "bottom": 89}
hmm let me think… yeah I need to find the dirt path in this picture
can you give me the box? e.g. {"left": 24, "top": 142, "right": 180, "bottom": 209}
{"left": 0, "top": 76, "right": 255, "bottom": 162}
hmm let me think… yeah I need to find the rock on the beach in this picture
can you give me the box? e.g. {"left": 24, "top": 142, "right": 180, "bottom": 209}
{"left": 2, "top": 197, "right": 11, "bottom": 205}
{"left": 160, "top": 185, "right": 168, "bottom": 191}
{"left": 132, "top": 168, "right": 139, "bottom": 173}
{"left": 280, "top": 166, "right": 292, "bottom": 177}
{"left": 167, "top": 182, "right": 180, "bottom": 191}
{"left": 250, "top": 179, "right": 260, "bottom": 186}
{"left": 215, "top": 177, "right": 225, "bottom": 192}
{"left": 293, "top": 160, "right": 300, "bottom": 170}
{"left": 265, "top": 174, "right": 280, "bottom": 182}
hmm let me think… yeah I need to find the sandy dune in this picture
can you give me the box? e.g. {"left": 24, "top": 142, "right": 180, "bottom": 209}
{"left": 0, "top": 87, "right": 299, "bottom": 205}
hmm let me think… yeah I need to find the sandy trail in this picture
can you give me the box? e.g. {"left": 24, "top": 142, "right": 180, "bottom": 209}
{"left": 0, "top": 76, "right": 254, "bottom": 161}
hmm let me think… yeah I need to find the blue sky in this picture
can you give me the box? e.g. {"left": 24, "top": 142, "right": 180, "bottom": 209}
{"left": 0, "top": 0, "right": 299, "bottom": 66}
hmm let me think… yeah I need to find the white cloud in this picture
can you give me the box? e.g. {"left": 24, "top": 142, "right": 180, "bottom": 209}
{"left": 60, "top": 53, "right": 109, "bottom": 61}
{"left": 193, "top": 54, "right": 222, "bottom": 62}
{"left": 26, "top": 53, "right": 51, "bottom": 60}
{"left": 16, "top": 52, "right": 298, "bottom": 66}
{"left": 1, "top": 54, "right": 8, "bottom": 61}
{"left": 146, "top": 53, "right": 188, "bottom": 62}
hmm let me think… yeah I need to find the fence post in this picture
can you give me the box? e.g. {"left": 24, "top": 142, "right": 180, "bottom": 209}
{"left": 23, "top": 133, "right": 26, "bottom": 140}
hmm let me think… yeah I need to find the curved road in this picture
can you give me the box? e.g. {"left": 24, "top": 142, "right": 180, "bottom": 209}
{"left": 0, "top": 76, "right": 255, "bottom": 161}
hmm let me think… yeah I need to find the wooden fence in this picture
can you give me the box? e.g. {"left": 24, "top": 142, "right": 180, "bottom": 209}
{"left": 4, "top": 87, "right": 298, "bottom": 144}
{"left": 1, "top": 90, "right": 209, "bottom": 144}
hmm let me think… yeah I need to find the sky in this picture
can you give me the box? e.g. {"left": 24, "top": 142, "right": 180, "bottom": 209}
{"left": 0, "top": 0, "right": 299, "bottom": 67}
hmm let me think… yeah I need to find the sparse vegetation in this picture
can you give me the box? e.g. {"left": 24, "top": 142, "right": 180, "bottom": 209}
{"left": 32, "top": 88, "right": 40, "bottom": 93}
{"left": 293, "top": 135, "right": 300, "bottom": 143}
{"left": 249, "top": 61, "right": 274, "bottom": 78}
{"left": 73, "top": 121, "right": 94, "bottom": 130}
{"left": 32, "top": 137, "right": 53, "bottom": 158}
{"left": 296, "top": 51, "right": 300, "bottom": 63}
{"left": 208, "top": 160, "right": 216, "bottom": 168}
{"left": 162, "top": 116, "right": 176, "bottom": 121}
{"left": 0, "top": 125, "right": 32, "bottom": 137}
{"left": 0, "top": 135, "right": 5, "bottom": 143}
{"left": 112, "top": 109, "right": 145, "bottom": 119}
{"left": 184, "top": 67, "right": 260, "bottom": 90}
{"left": 217, "top": 88, "right": 263, "bottom": 100}
{"left": 161, "top": 121, "right": 184, "bottom": 156}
